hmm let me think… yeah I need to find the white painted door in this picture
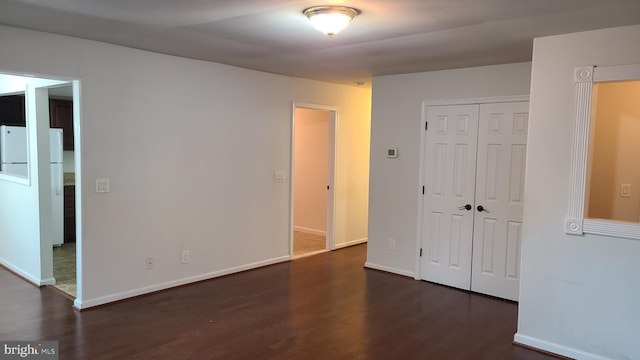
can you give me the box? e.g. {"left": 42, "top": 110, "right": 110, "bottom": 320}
{"left": 421, "top": 104, "right": 479, "bottom": 290}
{"left": 421, "top": 101, "right": 529, "bottom": 301}
{"left": 471, "top": 102, "right": 528, "bottom": 301}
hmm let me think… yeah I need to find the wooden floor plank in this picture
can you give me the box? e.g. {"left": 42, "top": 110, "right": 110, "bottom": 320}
{"left": 0, "top": 244, "right": 557, "bottom": 359}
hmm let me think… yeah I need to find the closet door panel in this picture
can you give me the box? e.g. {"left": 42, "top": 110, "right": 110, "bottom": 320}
{"left": 471, "top": 101, "right": 529, "bottom": 301}
{"left": 421, "top": 104, "right": 479, "bottom": 290}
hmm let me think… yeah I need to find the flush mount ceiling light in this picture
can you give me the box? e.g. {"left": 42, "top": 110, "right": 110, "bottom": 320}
{"left": 303, "top": 6, "right": 361, "bottom": 38}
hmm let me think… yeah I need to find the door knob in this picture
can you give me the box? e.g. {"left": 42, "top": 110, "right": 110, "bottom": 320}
{"left": 458, "top": 204, "right": 472, "bottom": 211}
{"left": 477, "top": 205, "right": 490, "bottom": 213}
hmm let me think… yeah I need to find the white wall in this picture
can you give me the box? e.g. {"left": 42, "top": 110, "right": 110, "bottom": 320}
{"left": 0, "top": 25, "right": 371, "bottom": 308}
{"left": 515, "top": 25, "right": 640, "bottom": 360}
{"left": 366, "top": 63, "right": 532, "bottom": 276}
{"left": 294, "top": 108, "right": 329, "bottom": 234}
{"left": 0, "top": 75, "right": 67, "bottom": 94}
{"left": 0, "top": 179, "right": 43, "bottom": 283}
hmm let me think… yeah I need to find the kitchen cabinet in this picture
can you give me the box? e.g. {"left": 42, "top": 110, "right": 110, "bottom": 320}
{"left": 49, "top": 99, "right": 74, "bottom": 150}
{"left": 64, "top": 185, "right": 76, "bottom": 243}
{"left": 0, "top": 95, "right": 26, "bottom": 126}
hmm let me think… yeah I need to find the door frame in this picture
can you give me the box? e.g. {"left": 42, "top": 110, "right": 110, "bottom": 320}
{"left": 290, "top": 102, "right": 338, "bottom": 257}
{"left": 415, "top": 95, "right": 529, "bottom": 279}
{"left": 0, "top": 69, "right": 82, "bottom": 305}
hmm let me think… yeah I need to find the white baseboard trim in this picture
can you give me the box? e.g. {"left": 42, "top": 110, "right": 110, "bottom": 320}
{"left": 293, "top": 226, "right": 326, "bottom": 236}
{"left": 74, "top": 255, "right": 291, "bottom": 310}
{"left": 514, "top": 333, "right": 611, "bottom": 360}
{"left": 364, "top": 262, "right": 415, "bottom": 278}
{"left": 334, "top": 238, "right": 367, "bottom": 249}
{"left": 0, "top": 256, "right": 45, "bottom": 286}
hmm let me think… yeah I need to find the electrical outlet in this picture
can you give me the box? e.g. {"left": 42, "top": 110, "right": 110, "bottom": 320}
{"left": 388, "top": 238, "right": 396, "bottom": 250}
{"left": 274, "top": 171, "right": 286, "bottom": 182}
{"left": 181, "top": 250, "right": 190, "bottom": 264}
{"left": 146, "top": 257, "right": 154, "bottom": 269}
{"left": 621, "top": 184, "right": 631, "bottom": 198}
{"left": 96, "top": 178, "right": 110, "bottom": 193}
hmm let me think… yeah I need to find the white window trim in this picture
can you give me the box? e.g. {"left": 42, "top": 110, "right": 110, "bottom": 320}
{"left": 566, "top": 64, "right": 640, "bottom": 240}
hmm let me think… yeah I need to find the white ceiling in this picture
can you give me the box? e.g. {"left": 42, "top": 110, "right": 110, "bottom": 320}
{"left": 1, "top": 0, "right": 639, "bottom": 87}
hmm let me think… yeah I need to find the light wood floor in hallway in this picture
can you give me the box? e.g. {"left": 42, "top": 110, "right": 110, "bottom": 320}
{"left": 53, "top": 242, "right": 76, "bottom": 297}
{"left": 0, "top": 244, "right": 556, "bottom": 359}
{"left": 293, "top": 230, "right": 326, "bottom": 256}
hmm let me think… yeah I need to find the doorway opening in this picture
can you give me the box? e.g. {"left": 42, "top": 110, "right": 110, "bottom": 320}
{"left": 49, "top": 82, "right": 78, "bottom": 298}
{"left": 291, "top": 104, "right": 337, "bottom": 258}
{"left": 0, "top": 72, "right": 81, "bottom": 300}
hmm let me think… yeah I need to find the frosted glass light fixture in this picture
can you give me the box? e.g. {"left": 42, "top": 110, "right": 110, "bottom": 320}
{"left": 303, "top": 6, "right": 361, "bottom": 38}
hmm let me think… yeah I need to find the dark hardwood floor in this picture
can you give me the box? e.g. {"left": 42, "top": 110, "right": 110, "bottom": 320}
{"left": 0, "top": 244, "right": 556, "bottom": 359}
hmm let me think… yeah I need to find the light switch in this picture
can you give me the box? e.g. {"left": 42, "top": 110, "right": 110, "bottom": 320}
{"left": 621, "top": 184, "right": 631, "bottom": 198}
{"left": 96, "top": 178, "right": 110, "bottom": 193}
{"left": 274, "top": 171, "right": 286, "bottom": 183}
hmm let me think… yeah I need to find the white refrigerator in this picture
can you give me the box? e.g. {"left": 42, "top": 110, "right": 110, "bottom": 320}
{"left": 50, "top": 128, "right": 64, "bottom": 247}
{"left": 0, "top": 125, "right": 64, "bottom": 246}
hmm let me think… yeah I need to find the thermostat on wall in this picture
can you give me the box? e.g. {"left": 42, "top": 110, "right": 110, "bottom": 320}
{"left": 387, "top": 147, "right": 398, "bottom": 158}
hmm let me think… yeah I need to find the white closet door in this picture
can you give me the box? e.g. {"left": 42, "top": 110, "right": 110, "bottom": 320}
{"left": 471, "top": 101, "right": 529, "bottom": 301}
{"left": 421, "top": 104, "right": 479, "bottom": 290}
